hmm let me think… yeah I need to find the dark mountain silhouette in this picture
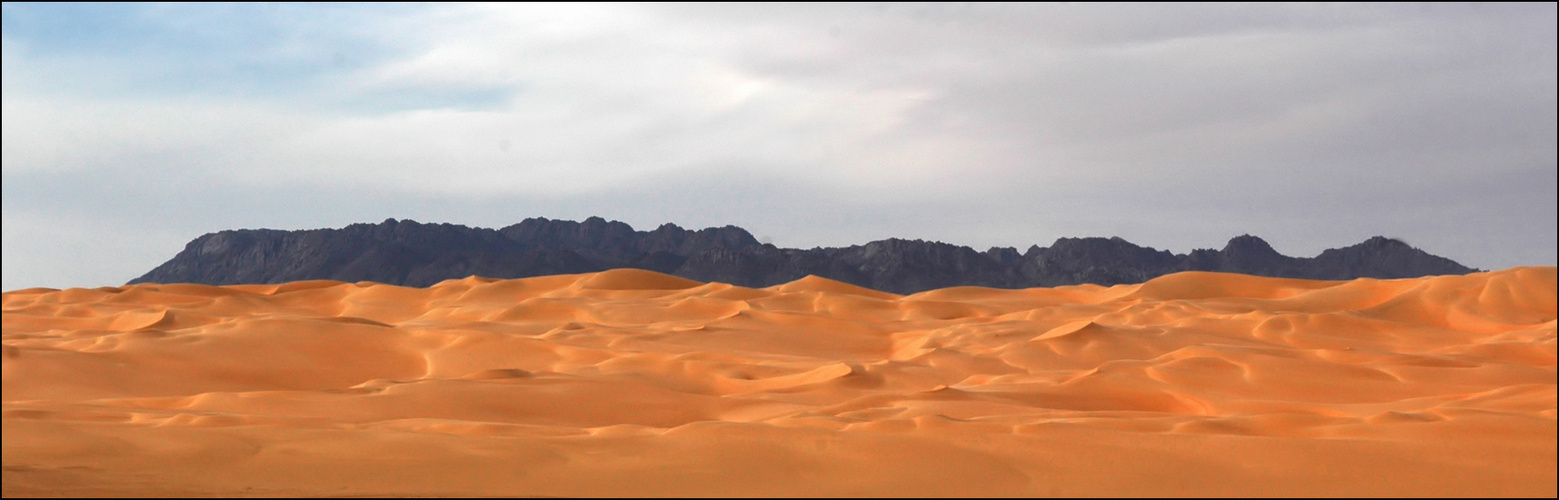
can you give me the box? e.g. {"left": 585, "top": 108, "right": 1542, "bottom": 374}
{"left": 129, "top": 217, "right": 1480, "bottom": 293}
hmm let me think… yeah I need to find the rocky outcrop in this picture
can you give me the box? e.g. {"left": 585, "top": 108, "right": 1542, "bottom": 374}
{"left": 1304, "top": 236, "right": 1477, "bottom": 280}
{"left": 130, "top": 218, "right": 1480, "bottom": 293}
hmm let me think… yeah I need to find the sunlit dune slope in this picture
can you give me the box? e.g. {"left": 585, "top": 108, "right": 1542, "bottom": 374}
{"left": 4, "top": 267, "right": 1555, "bottom": 497}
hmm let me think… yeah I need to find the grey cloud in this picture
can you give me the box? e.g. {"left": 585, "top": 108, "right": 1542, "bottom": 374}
{"left": 2, "top": 3, "right": 1554, "bottom": 290}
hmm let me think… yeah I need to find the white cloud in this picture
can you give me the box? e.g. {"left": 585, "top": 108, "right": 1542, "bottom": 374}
{"left": 1, "top": 209, "right": 189, "bottom": 290}
{"left": 2, "top": 3, "right": 1554, "bottom": 290}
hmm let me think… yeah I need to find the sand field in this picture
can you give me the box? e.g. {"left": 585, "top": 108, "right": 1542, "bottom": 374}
{"left": 3, "top": 267, "right": 1555, "bottom": 496}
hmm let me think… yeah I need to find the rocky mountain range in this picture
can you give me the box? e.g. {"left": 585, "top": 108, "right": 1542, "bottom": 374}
{"left": 129, "top": 217, "right": 1479, "bottom": 294}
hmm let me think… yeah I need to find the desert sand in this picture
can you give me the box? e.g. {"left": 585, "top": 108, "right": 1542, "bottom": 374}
{"left": 3, "top": 267, "right": 1555, "bottom": 497}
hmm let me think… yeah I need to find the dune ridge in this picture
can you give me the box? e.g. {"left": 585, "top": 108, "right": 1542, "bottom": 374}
{"left": 4, "top": 267, "right": 1555, "bottom": 496}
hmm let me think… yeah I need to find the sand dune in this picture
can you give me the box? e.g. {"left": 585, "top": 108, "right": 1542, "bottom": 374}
{"left": 3, "top": 267, "right": 1555, "bottom": 496}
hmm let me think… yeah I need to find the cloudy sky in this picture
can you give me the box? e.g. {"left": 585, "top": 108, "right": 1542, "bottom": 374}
{"left": 3, "top": 3, "right": 1555, "bottom": 290}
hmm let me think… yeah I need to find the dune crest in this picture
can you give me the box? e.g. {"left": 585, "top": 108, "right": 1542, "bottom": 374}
{"left": 4, "top": 267, "right": 1555, "bottom": 496}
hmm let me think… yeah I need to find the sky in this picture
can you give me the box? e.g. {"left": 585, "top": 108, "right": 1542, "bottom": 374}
{"left": 3, "top": 3, "right": 1556, "bottom": 291}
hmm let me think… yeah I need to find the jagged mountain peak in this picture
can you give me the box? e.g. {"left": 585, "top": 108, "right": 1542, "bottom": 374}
{"left": 1359, "top": 236, "right": 1412, "bottom": 249}
{"left": 1222, "top": 234, "right": 1277, "bottom": 253}
{"left": 129, "top": 219, "right": 1480, "bottom": 293}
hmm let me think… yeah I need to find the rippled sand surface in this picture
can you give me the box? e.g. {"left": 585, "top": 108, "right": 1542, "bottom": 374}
{"left": 4, "top": 267, "right": 1555, "bottom": 496}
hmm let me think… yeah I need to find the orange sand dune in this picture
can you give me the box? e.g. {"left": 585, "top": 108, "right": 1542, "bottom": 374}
{"left": 3, "top": 267, "right": 1555, "bottom": 497}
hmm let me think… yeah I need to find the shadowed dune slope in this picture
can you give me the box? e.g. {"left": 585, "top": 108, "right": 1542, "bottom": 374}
{"left": 4, "top": 267, "right": 1555, "bottom": 497}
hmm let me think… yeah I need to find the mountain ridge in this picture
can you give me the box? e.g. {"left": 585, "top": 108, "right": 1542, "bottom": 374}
{"left": 128, "top": 217, "right": 1480, "bottom": 294}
